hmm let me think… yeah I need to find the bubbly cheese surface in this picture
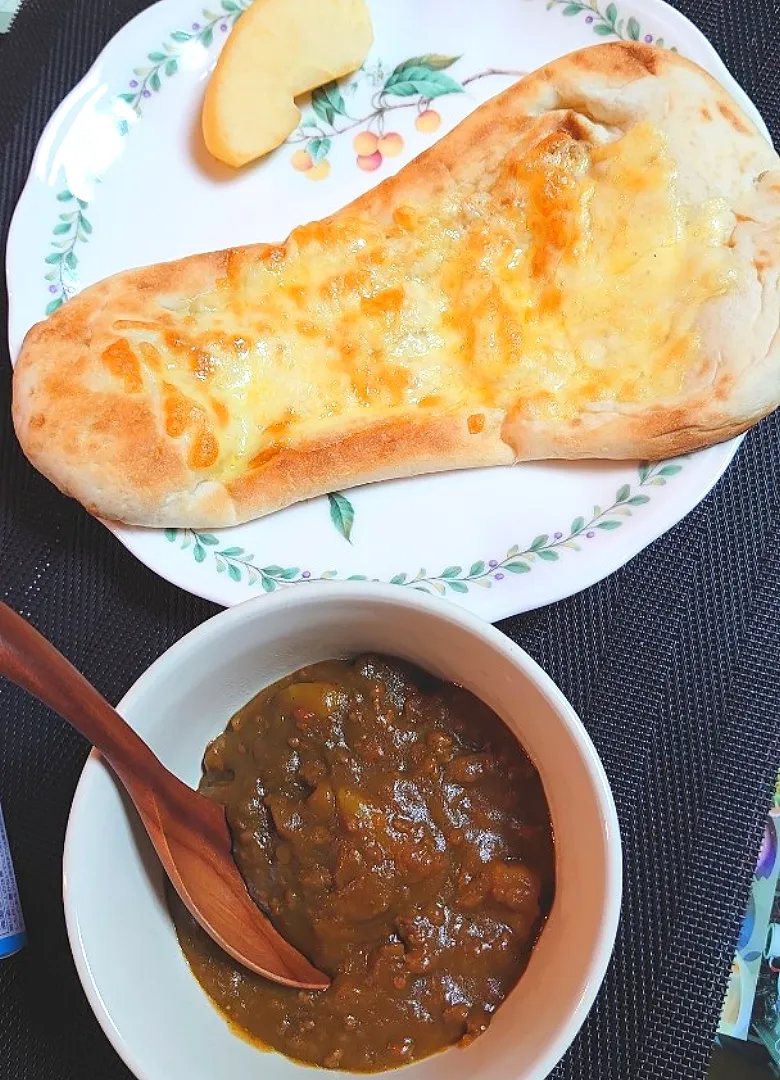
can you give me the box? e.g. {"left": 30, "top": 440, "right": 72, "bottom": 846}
{"left": 104, "top": 121, "right": 738, "bottom": 477}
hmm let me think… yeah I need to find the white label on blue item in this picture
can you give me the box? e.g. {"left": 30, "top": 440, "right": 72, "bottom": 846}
{"left": 0, "top": 803, "right": 26, "bottom": 956}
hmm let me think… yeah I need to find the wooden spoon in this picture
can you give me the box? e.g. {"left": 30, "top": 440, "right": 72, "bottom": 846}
{"left": 0, "top": 601, "right": 329, "bottom": 990}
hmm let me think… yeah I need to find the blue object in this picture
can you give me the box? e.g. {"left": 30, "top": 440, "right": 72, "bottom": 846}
{"left": 0, "top": 802, "right": 25, "bottom": 958}
{"left": 0, "top": 931, "right": 25, "bottom": 958}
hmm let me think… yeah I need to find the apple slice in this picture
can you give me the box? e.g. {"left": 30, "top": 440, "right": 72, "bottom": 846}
{"left": 202, "top": 0, "right": 374, "bottom": 168}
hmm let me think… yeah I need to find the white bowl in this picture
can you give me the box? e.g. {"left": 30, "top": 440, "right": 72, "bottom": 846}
{"left": 63, "top": 584, "right": 621, "bottom": 1080}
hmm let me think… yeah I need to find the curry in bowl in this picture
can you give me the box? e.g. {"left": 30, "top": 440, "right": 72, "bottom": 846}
{"left": 170, "top": 654, "right": 555, "bottom": 1072}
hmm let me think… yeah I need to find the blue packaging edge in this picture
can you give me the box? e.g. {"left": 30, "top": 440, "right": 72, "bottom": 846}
{"left": 0, "top": 931, "right": 26, "bottom": 957}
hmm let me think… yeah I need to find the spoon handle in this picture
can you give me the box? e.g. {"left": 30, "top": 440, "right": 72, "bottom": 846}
{"left": 0, "top": 602, "right": 167, "bottom": 790}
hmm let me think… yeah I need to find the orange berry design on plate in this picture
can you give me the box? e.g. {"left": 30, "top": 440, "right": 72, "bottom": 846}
{"left": 285, "top": 56, "right": 521, "bottom": 182}
{"left": 377, "top": 132, "right": 404, "bottom": 157}
{"left": 352, "top": 130, "right": 379, "bottom": 156}
{"left": 306, "top": 159, "right": 332, "bottom": 182}
{"left": 290, "top": 149, "right": 314, "bottom": 172}
{"left": 415, "top": 109, "right": 441, "bottom": 134}
{"left": 357, "top": 151, "right": 383, "bottom": 172}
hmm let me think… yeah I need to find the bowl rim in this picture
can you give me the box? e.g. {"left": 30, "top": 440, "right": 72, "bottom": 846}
{"left": 63, "top": 583, "right": 622, "bottom": 1080}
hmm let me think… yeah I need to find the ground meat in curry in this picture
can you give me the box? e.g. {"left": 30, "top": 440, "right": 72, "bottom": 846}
{"left": 169, "top": 654, "right": 554, "bottom": 1072}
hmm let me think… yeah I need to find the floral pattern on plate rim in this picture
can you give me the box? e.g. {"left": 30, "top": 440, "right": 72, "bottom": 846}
{"left": 39, "top": 0, "right": 684, "bottom": 585}
{"left": 163, "top": 462, "right": 684, "bottom": 594}
{"left": 42, "top": 0, "right": 252, "bottom": 316}
{"left": 540, "top": 0, "right": 672, "bottom": 46}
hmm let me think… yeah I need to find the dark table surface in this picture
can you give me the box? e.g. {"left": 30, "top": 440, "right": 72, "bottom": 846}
{"left": 2, "top": 1, "right": 780, "bottom": 1078}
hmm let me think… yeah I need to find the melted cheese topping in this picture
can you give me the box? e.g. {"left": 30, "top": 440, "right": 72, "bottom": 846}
{"left": 106, "top": 121, "right": 738, "bottom": 475}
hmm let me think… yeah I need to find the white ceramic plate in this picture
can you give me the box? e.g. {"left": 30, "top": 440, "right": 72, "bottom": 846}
{"left": 6, "top": 0, "right": 770, "bottom": 619}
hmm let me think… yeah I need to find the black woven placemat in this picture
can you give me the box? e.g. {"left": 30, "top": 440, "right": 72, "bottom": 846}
{"left": 1, "top": 2, "right": 779, "bottom": 1078}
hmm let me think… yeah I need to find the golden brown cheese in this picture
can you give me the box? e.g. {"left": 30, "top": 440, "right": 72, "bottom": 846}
{"left": 104, "top": 122, "right": 736, "bottom": 483}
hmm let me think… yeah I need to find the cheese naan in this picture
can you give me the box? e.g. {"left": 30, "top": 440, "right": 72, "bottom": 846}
{"left": 12, "top": 42, "right": 780, "bottom": 527}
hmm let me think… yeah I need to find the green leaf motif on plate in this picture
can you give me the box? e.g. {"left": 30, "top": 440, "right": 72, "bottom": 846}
{"left": 163, "top": 461, "right": 685, "bottom": 598}
{"left": 447, "top": 580, "right": 469, "bottom": 594}
{"left": 534, "top": 0, "right": 666, "bottom": 46}
{"left": 391, "top": 54, "right": 460, "bottom": 74}
{"left": 328, "top": 492, "right": 355, "bottom": 543}
{"left": 383, "top": 67, "right": 463, "bottom": 99}
{"left": 287, "top": 56, "right": 523, "bottom": 169}
{"left": 312, "top": 81, "right": 347, "bottom": 125}
{"left": 308, "top": 137, "right": 331, "bottom": 163}
{"left": 43, "top": 188, "right": 91, "bottom": 312}
{"left": 42, "top": 0, "right": 255, "bottom": 313}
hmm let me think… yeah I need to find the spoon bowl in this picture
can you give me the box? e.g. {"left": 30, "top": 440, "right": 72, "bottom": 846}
{"left": 0, "top": 601, "right": 329, "bottom": 991}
